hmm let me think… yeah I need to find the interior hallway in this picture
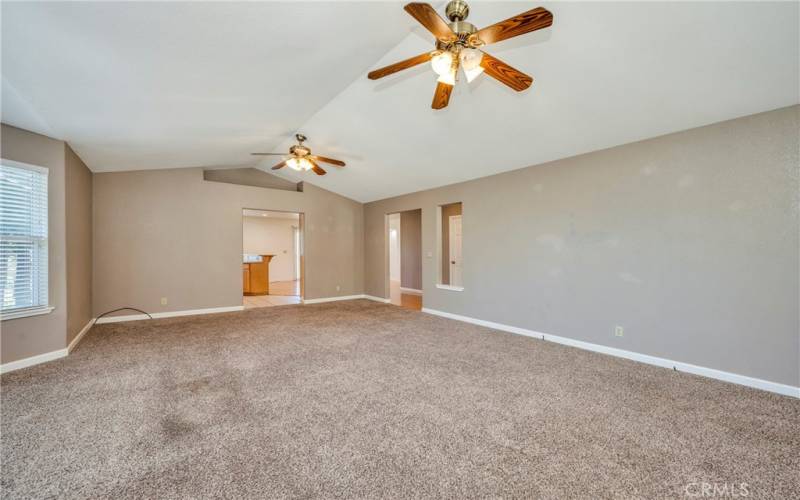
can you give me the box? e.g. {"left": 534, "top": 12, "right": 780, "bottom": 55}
{"left": 388, "top": 208, "right": 423, "bottom": 311}
{"left": 390, "top": 280, "right": 422, "bottom": 311}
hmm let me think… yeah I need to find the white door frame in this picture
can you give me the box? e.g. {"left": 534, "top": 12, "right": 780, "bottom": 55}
{"left": 448, "top": 214, "right": 462, "bottom": 287}
{"left": 241, "top": 209, "right": 305, "bottom": 303}
{"left": 292, "top": 226, "right": 300, "bottom": 281}
{"left": 388, "top": 214, "right": 401, "bottom": 283}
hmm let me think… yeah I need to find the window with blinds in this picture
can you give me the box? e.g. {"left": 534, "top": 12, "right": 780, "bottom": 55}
{"left": 0, "top": 161, "right": 49, "bottom": 317}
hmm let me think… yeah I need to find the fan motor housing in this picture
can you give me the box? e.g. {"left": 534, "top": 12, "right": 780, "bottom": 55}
{"left": 450, "top": 21, "right": 477, "bottom": 42}
{"left": 435, "top": 21, "right": 477, "bottom": 53}
{"left": 290, "top": 145, "right": 311, "bottom": 157}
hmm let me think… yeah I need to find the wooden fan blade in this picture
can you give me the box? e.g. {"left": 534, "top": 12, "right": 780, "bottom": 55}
{"left": 308, "top": 159, "right": 327, "bottom": 176}
{"left": 404, "top": 3, "right": 456, "bottom": 42}
{"left": 311, "top": 155, "right": 345, "bottom": 167}
{"left": 251, "top": 153, "right": 285, "bottom": 156}
{"left": 271, "top": 160, "right": 287, "bottom": 170}
{"left": 368, "top": 52, "right": 433, "bottom": 80}
{"left": 480, "top": 52, "right": 533, "bottom": 91}
{"left": 431, "top": 81, "right": 453, "bottom": 109}
{"left": 473, "top": 7, "right": 553, "bottom": 46}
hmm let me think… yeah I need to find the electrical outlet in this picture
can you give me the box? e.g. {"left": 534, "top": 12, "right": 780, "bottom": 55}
{"left": 427, "top": 251, "right": 433, "bottom": 258}
{"left": 336, "top": 285, "right": 341, "bottom": 292}
{"left": 161, "top": 297, "right": 168, "bottom": 306}
{"left": 615, "top": 326, "right": 624, "bottom": 337}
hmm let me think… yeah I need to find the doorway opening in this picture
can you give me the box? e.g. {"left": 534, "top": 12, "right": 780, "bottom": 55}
{"left": 242, "top": 209, "right": 304, "bottom": 308}
{"left": 436, "top": 202, "right": 463, "bottom": 291}
{"left": 386, "top": 209, "right": 423, "bottom": 311}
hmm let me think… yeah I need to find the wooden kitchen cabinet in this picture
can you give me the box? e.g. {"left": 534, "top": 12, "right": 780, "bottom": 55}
{"left": 243, "top": 255, "right": 274, "bottom": 295}
{"left": 242, "top": 264, "right": 251, "bottom": 294}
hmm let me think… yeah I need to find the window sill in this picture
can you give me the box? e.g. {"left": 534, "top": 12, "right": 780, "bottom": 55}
{"left": 436, "top": 284, "right": 464, "bottom": 292}
{"left": 1, "top": 306, "right": 54, "bottom": 321}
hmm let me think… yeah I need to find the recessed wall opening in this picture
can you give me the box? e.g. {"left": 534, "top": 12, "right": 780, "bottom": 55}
{"left": 242, "top": 209, "right": 304, "bottom": 308}
{"left": 385, "top": 209, "right": 423, "bottom": 310}
{"left": 437, "top": 202, "right": 463, "bottom": 291}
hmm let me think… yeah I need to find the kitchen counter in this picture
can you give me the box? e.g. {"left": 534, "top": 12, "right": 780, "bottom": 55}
{"left": 243, "top": 254, "right": 275, "bottom": 295}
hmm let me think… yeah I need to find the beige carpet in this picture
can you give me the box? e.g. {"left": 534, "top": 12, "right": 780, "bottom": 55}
{"left": 1, "top": 300, "right": 798, "bottom": 498}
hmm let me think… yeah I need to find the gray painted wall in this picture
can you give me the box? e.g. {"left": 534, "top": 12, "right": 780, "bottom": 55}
{"left": 65, "top": 144, "right": 93, "bottom": 345}
{"left": 93, "top": 167, "right": 363, "bottom": 317}
{"left": 364, "top": 106, "right": 799, "bottom": 387}
{"left": 3, "top": 106, "right": 797, "bottom": 388}
{"left": 400, "top": 209, "right": 422, "bottom": 290}
{"left": 0, "top": 124, "right": 68, "bottom": 363}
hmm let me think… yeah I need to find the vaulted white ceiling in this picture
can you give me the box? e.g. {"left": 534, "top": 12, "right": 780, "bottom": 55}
{"left": 3, "top": 2, "right": 798, "bottom": 202}
{"left": 1, "top": 1, "right": 410, "bottom": 170}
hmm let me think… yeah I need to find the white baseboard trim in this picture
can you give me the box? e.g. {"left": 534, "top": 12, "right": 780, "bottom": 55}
{"left": 95, "top": 305, "right": 244, "bottom": 324}
{"left": 400, "top": 287, "right": 423, "bottom": 295}
{"left": 364, "top": 295, "right": 391, "bottom": 303}
{"left": 303, "top": 294, "right": 390, "bottom": 305}
{"left": 303, "top": 294, "right": 366, "bottom": 304}
{"left": 0, "top": 348, "right": 68, "bottom": 375}
{"left": 421, "top": 307, "right": 800, "bottom": 399}
{"left": 2, "top": 318, "right": 96, "bottom": 374}
{"left": 68, "top": 318, "right": 96, "bottom": 353}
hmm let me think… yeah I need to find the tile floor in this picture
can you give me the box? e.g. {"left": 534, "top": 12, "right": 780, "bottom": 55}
{"left": 243, "top": 280, "right": 301, "bottom": 308}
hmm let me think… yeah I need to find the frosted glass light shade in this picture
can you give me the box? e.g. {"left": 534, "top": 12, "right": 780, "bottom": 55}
{"left": 287, "top": 158, "right": 313, "bottom": 171}
{"left": 431, "top": 51, "right": 454, "bottom": 76}
{"left": 464, "top": 65, "right": 484, "bottom": 83}
{"left": 437, "top": 70, "right": 456, "bottom": 86}
{"left": 459, "top": 48, "right": 483, "bottom": 71}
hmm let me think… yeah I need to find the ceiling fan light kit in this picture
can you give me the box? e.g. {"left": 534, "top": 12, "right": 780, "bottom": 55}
{"left": 285, "top": 157, "right": 313, "bottom": 172}
{"left": 367, "top": 1, "right": 553, "bottom": 109}
{"left": 251, "top": 133, "right": 346, "bottom": 176}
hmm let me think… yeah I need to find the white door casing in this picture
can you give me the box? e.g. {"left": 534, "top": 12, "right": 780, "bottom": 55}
{"left": 389, "top": 213, "right": 401, "bottom": 282}
{"left": 449, "top": 215, "right": 462, "bottom": 287}
{"left": 293, "top": 226, "right": 300, "bottom": 281}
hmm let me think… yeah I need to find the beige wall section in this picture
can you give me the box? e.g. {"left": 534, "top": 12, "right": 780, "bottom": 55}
{"left": 400, "top": 209, "right": 422, "bottom": 290}
{"left": 203, "top": 167, "right": 298, "bottom": 192}
{"left": 364, "top": 106, "right": 800, "bottom": 387}
{"left": 65, "top": 144, "right": 93, "bottom": 344}
{"left": 0, "top": 124, "right": 68, "bottom": 363}
{"left": 93, "top": 168, "right": 363, "bottom": 316}
{"left": 242, "top": 215, "right": 297, "bottom": 282}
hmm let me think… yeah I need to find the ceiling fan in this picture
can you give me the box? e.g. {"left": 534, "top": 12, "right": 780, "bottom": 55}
{"left": 367, "top": 1, "right": 553, "bottom": 109}
{"left": 251, "top": 134, "right": 345, "bottom": 176}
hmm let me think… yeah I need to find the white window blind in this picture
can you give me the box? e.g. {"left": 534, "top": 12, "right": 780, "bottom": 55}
{"left": 0, "top": 161, "right": 49, "bottom": 315}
